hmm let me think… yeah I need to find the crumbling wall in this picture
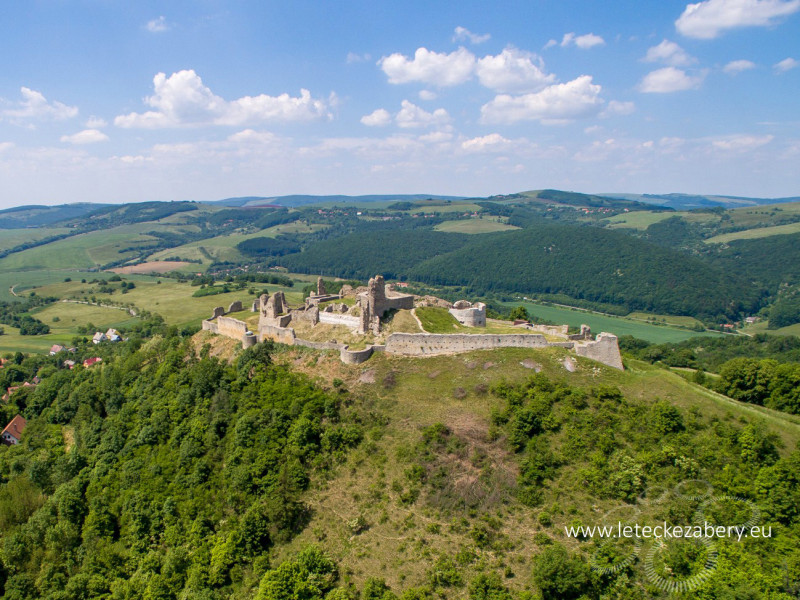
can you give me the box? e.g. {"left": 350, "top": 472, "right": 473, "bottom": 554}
{"left": 529, "top": 324, "right": 569, "bottom": 337}
{"left": 340, "top": 346, "right": 375, "bottom": 364}
{"left": 227, "top": 301, "right": 243, "bottom": 313}
{"left": 574, "top": 333, "right": 624, "bottom": 370}
{"left": 385, "top": 333, "right": 549, "bottom": 356}
{"left": 319, "top": 313, "right": 361, "bottom": 329}
{"left": 568, "top": 325, "right": 592, "bottom": 341}
{"left": 449, "top": 302, "right": 486, "bottom": 327}
{"left": 259, "top": 324, "right": 297, "bottom": 345}
{"left": 201, "top": 320, "right": 219, "bottom": 333}
{"left": 217, "top": 316, "right": 248, "bottom": 340}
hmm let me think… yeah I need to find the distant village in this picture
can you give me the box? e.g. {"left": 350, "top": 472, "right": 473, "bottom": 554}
{"left": 0, "top": 328, "right": 122, "bottom": 446}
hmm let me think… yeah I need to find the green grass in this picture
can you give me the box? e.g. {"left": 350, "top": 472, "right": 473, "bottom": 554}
{"left": 626, "top": 312, "right": 705, "bottom": 328}
{"left": 505, "top": 301, "right": 723, "bottom": 343}
{"left": 0, "top": 299, "right": 141, "bottom": 353}
{"left": 704, "top": 222, "right": 800, "bottom": 244}
{"left": 604, "top": 211, "right": 675, "bottom": 230}
{"left": 269, "top": 346, "right": 800, "bottom": 591}
{"left": 0, "top": 270, "right": 87, "bottom": 302}
{"left": 741, "top": 320, "right": 800, "bottom": 337}
{"left": 415, "top": 306, "right": 466, "bottom": 333}
{"left": 0, "top": 223, "right": 181, "bottom": 273}
{"left": 32, "top": 278, "right": 303, "bottom": 330}
{"left": 434, "top": 219, "right": 520, "bottom": 234}
{"left": 148, "top": 222, "right": 329, "bottom": 267}
{"left": 0, "top": 227, "right": 72, "bottom": 251}
{"left": 33, "top": 302, "right": 140, "bottom": 333}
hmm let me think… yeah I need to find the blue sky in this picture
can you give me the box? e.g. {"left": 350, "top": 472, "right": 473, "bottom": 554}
{"left": 0, "top": 0, "right": 798, "bottom": 207}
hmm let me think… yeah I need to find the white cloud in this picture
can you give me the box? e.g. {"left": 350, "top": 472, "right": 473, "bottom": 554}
{"left": 461, "top": 133, "right": 512, "bottom": 152}
{"left": 379, "top": 47, "right": 476, "bottom": 86}
{"left": 0, "top": 142, "right": 14, "bottom": 152}
{"left": 227, "top": 129, "right": 279, "bottom": 144}
{"left": 1, "top": 87, "right": 78, "bottom": 121}
{"left": 774, "top": 57, "right": 799, "bottom": 72}
{"left": 419, "top": 90, "right": 437, "bottom": 101}
{"left": 146, "top": 16, "right": 169, "bottom": 33}
{"left": 361, "top": 108, "right": 392, "bottom": 127}
{"left": 638, "top": 67, "right": 706, "bottom": 93}
{"left": 419, "top": 131, "right": 453, "bottom": 143}
{"left": 676, "top": 0, "right": 800, "bottom": 39}
{"left": 723, "top": 59, "right": 757, "bottom": 73}
{"left": 60, "top": 129, "right": 109, "bottom": 144}
{"left": 114, "top": 70, "right": 330, "bottom": 128}
{"left": 476, "top": 48, "right": 556, "bottom": 93}
{"left": 643, "top": 40, "right": 696, "bottom": 66}
{"left": 85, "top": 116, "right": 108, "bottom": 128}
{"left": 560, "top": 32, "right": 606, "bottom": 49}
{"left": 601, "top": 100, "right": 636, "bottom": 117}
{"left": 712, "top": 134, "right": 774, "bottom": 150}
{"left": 346, "top": 52, "right": 371, "bottom": 63}
{"left": 395, "top": 100, "right": 450, "bottom": 128}
{"left": 453, "top": 26, "right": 491, "bottom": 44}
{"left": 480, "top": 75, "right": 604, "bottom": 124}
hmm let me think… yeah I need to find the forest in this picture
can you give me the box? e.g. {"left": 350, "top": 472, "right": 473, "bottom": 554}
{"left": 279, "top": 225, "right": 761, "bottom": 321}
{"left": 2, "top": 335, "right": 799, "bottom": 599}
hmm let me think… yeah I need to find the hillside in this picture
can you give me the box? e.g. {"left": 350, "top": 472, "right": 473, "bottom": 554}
{"left": 1, "top": 326, "right": 799, "bottom": 599}
{"left": 599, "top": 193, "right": 800, "bottom": 211}
{"left": 0, "top": 203, "right": 109, "bottom": 229}
{"left": 280, "top": 225, "right": 761, "bottom": 320}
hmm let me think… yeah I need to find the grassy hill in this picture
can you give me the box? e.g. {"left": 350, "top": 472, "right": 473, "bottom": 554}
{"left": 2, "top": 328, "right": 799, "bottom": 599}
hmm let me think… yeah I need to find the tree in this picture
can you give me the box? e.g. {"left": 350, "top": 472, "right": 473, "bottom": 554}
{"left": 509, "top": 306, "right": 529, "bottom": 321}
{"left": 532, "top": 544, "right": 591, "bottom": 599}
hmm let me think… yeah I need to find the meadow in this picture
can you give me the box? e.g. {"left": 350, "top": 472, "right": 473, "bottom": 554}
{"left": 0, "top": 227, "right": 71, "bottom": 251}
{"left": 704, "top": 221, "right": 800, "bottom": 244}
{"left": 433, "top": 219, "right": 519, "bottom": 234}
{"left": 147, "top": 222, "right": 329, "bottom": 268}
{"left": 0, "top": 222, "right": 187, "bottom": 273}
{"left": 30, "top": 277, "right": 302, "bottom": 329}
{"left": 505, "top": 301, "right": 722, "bottom": 343}
{"left": 603, "top": 211, "right": 675, "bottom": 230}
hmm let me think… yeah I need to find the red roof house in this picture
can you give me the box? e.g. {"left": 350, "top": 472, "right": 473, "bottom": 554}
{"left": 2, "top": 414, "right": 26, "bottom": 445}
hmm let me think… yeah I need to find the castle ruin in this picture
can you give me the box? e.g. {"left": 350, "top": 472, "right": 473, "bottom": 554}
{"left": 201, "top": 274, "right": 625, "bottom": 371}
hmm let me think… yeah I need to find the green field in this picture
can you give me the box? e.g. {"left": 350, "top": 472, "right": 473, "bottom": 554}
{"left": 32, "top": 277, "right": 303, "bottom": 329}
{"left": 434, "top": 219, "right": 519, "bottom": 234}
{"left": 0, "top": 227, "right": 72, "bottom": 251}
{"left": 603, "top": 211, "right": 675, "bottom": 230}
{"left": 704, "top": 221, "right": 800, "bottom": 244}
{"left": 505, "top": 301, "right": 722, "bottom": 343}
{"left": 626, "top": 311, "right": 705, "bottom": 328}
{"left": 0, "top": 269, "right": 88, "bottom": 302}
{"left": 0, "top": 223, "right": 188, "bottom": 273}
{"left": 0, "top": 301, "right": 141, "bottom": 353}
{"left": 148, "top": 222, "right": 328, "bottom": 267}
{"left": 741, "top": 320, "right": 800, "bottom": 337}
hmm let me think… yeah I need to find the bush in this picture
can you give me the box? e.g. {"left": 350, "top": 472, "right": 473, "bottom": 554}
{"left": 532, "top": 544, "right": 591, "bottom": 600}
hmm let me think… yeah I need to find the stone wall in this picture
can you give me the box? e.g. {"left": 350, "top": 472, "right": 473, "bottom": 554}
{"left": 385, "top": 333, "right": 549, "bottom": 356}
{"left": 319, "top": 313, "right": 361, "bottom": 329}
{"left": 201, "top": 320, "right": 218, "bottom": 334}
{"left": 529, "top": 324, "right": 569, "bottom": 337}
{"left": 574, "top": 333, "right": 624, "bottom": 370}
{"left": 259, "top": 324, "right": 297, "bottom": 345}
{"left": 568, "top": 325, "right": 592, "bottom": 341}
{"left": 340, "top": 346, "right": 375, "bottom": 364}
{"left": 217, "top": 316, "right": 248, "bottom": 340}
{"left": 449, "top": 302, "right": 486, "bottom": 327}
{"left": 294, "top": 338, "right": 343, "bottom": 351}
